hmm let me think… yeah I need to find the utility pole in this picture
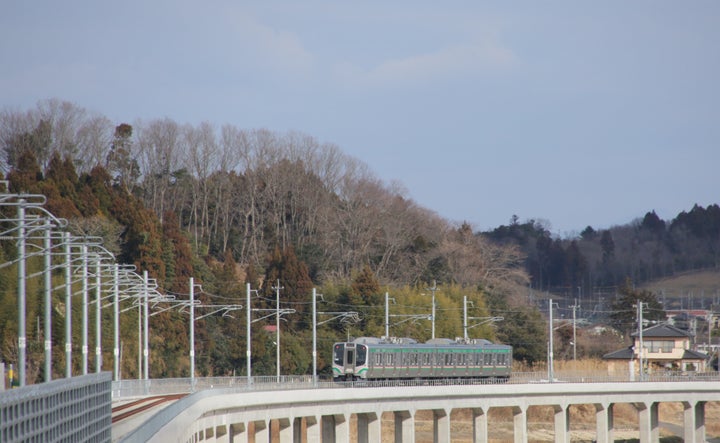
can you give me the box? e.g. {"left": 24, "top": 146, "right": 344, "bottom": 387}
{"left": 636, "top": 302, "right": 647, "bottom": 381}
{"left": 547, "top": 299, "right": 561, "bottom": 381}
{"left": 571, "top": 300, "right": 579, "bottom": 361}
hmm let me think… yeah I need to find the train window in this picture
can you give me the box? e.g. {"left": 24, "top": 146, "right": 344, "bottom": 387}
{"left": 423, "top": 353, "right": 431, "bottom": 366}
{"left": 445, "top": 353, "right": 453, "bottom": 366}
{"left": 410, "top": 353, "right": 418, "bottom": 366}
{"left": 375, "top": 353, "right": 383, "bottom": 366}
{"left": 386, "top": 353, "right": 394, "bottom": 365}
{"left": 333, "top": 344, "right": 344, "bottom": 365}
{"left": 356, "top": 345, "right": 367, "bottom": 366}
{"left": 484, "top": 353, "right": 492, "bottom": 366}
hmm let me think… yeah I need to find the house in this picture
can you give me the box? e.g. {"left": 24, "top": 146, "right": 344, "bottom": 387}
{"left": 603, "top": 323, "right": 709, "bottom": 376}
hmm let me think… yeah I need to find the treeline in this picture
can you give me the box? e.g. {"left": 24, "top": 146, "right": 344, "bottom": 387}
{"left": 0, "top": 100, "right": 545, "bottom": 382}
{"left": 484, "top": 206, "right": 720, "bottom": 295}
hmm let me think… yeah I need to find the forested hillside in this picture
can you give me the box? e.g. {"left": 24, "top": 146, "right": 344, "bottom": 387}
{"left": 2, "top": 100, "right": 716, "bottom": 382}
{"left": 0, "top": 100, "right": 538, "bottom": 382}
{"left": 484, "top": 206, "right": 720, "bottom": 306}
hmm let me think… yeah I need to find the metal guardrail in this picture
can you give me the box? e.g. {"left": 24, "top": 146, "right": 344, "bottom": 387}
{"left": 111, "top": 371, "right": 720, "bottom": 399}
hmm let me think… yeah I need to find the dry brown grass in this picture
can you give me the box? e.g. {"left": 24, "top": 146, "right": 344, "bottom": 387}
{"left": 261, "top": 400, "right": 720, "bottom": 442}
{"left": 261, "top": 359, "right": 720, "bottom": 443}
{"left": 641, "top": 269, "right": 720, "bottom": 294}
{"left": 514, "top": 357, "right": 610, "bottom": 373}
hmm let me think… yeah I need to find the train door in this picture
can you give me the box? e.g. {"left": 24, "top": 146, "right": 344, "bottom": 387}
{"left": 344, "top": 344, "right": 356, "bottom": 377}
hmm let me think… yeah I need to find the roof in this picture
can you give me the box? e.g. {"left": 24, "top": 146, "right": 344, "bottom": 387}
{"left": 682, "top": 349, "right": 710, "bottom": 360}
{"left": 602, "top": 347, "right": 710, "bottom": 361}
{"left": 603, "top": 347, "right": 634, "bottom": 360}
{"left": 631, "top": 323, "right": 692, "bottom": 338}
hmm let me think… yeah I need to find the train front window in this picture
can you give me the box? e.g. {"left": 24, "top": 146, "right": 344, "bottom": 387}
{"left": 355, "top": 344, "right": 367, "bottom": 366}
{"left": 333, "top": 344, "right": 345, "bottom": 365}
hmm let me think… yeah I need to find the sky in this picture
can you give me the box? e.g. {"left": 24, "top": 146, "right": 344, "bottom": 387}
{"left": 2, "top": 1, "right": 719, "bottom": 236}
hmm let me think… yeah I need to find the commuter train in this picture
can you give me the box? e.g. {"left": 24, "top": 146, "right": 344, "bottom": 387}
{"left": 332, "top": 336, "right": 512, "bottom": 381}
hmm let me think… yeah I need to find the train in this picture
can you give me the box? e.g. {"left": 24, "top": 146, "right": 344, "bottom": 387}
{"left": 332, "top": 336, "right": 512, "bottom": 381}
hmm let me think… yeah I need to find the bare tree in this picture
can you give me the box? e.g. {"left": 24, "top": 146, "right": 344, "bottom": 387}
{"left": 136, "top": 118, "right": 183, "bottom": 221}
{"left": 75, "top": 114, "right": 113, "bottom": 172}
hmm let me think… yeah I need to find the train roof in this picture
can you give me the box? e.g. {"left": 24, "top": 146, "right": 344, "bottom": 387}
{"left": 342, "top": 337, "right": 511, "bottom": 350}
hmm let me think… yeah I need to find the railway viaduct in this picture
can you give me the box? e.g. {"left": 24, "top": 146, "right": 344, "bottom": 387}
{"left": 122, "top": 380, "right": 717, "bottom": 443}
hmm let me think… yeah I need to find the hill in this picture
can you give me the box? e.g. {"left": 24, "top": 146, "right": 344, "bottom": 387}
{"left": 642, "top": 269, "right": 720, "bottom": 310}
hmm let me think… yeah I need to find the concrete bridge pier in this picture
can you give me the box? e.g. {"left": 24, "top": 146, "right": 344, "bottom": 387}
{"left": 253, "top": 419, "right": 269, "bottom": 442}
{"left": 394, "top": 409, "right": 415, "bottom": 442}
{"left": 229, "top": 423, "right": 245, "bottom": 443}
{"left": 683, "top": 400, "right": 706, "bottom": 443}
{"left": 634, "top": 401, "right": 659, "bottom": 443}
{"left": 471, "top": 407, "right": 488, "bottom": 443}
{"left": 277, "top": 417, "right": 292, "bottom": 442}
{"left": 594, "top": 402, "right": 614, "bottom": 443}
{"left": 305, "top": 415, "right": 320, "bottom": 442}
{"left": 356, "top": 412, "right": 381, "bottom": 443}
{"left": 512, "top": 405, "right": 527, "bottom": 443}
{"left": 322, "top": 413, "right": 349, "bottom": 443}
{"left": 553, "top": 403, "right": 569, "bottom": 443}
{"left": 433, "top": 408, "right": 451, "bottom": 443}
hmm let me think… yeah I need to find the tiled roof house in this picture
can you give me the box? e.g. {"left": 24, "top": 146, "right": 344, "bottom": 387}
{"left": 603, "top": 323, "right": 709, "bottom": 376}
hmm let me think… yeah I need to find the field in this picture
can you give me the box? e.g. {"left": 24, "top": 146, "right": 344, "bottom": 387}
{"left": 641, "top": 269, "right": 720, "bottom": 301}
{"left": 390, "top": 401, "right": 720, "bottom": 442}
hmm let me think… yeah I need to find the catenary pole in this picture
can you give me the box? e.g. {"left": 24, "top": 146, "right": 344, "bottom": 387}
{"left": 81, "top": 244, "right": 88, "bottom": 375}
{"left": 65, "top": 232, "right": 72, "bottom": 378}
{"left": 273, "top": 280, "right": 283, "bottom": 382}
{"left": 143, "top": 270, "right": 149, "bottom": 380}
{"left": 43, "top": 220, "right": 52, "bottom": 382}
{"left": 246, "top": 282, "right": 252, "bottom": 384}
{"left": 385, "top": 292, "right": 390, "bottom": 338}
{"left": 312, "top": 287, "right": 317, "bottom": 384}
{"left": 95, "top": 257, "right": 102, "bottom": 373}
{"left": 190, "top": 277, "right": 195, "bottom": 391}
{"left": 113, "top": 263, "right": 120, "bottom": 381}
{"left": 549, "top": 298, "right": 554, "bottom": 383}
{"left": 17, "top": 201, "right": 27, "bottom": 386}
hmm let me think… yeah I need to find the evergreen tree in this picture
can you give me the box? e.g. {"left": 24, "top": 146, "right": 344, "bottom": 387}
{"left": 609, "top": 278, "right": 666, "bottom": 336}
{"left": 485, "top": 291, "right": 545, "bottom": 365}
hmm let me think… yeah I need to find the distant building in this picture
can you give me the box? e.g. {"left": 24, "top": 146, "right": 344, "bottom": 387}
{"left": 603, "top": 323, "right": 709, "bottom": 376}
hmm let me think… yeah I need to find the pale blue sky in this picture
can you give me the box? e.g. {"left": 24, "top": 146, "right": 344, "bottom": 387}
{"left": 2, "top": 1, "right": 718, "bottom": 235}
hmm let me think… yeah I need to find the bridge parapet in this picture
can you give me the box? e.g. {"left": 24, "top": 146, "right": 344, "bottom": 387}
{"left": 122, "top": 380, "right": 719, "bottom": 443}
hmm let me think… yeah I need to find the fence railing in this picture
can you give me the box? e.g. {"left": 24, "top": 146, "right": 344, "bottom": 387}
{"left": 111, "top": 371, "right": 720, "bottom": 399}
{"left": 0, "top": 372, "right": 112, "bottom": 442}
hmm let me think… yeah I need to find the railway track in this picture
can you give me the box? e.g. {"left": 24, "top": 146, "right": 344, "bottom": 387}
{"left": 112, "top": 394, "right": 186, "bottom": 423}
